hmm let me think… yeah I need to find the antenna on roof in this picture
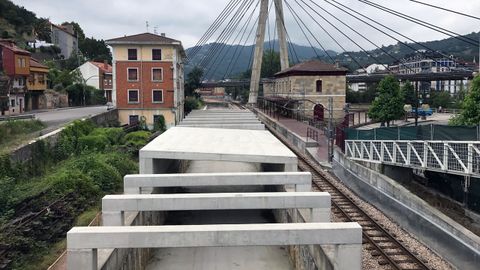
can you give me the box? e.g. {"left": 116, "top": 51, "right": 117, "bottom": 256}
{"left": 146, "top": 21, "right": 150, "bottom": 33}
{"left": 154, "top": 26, "right": 158, "bottom": 35}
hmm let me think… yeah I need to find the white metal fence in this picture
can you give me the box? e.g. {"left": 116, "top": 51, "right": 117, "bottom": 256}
{"left": 345, "top": 140, "right": 480, "bottom": 177}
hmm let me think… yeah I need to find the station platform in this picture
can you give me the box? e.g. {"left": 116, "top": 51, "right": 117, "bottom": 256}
{"left": 254, "top": 109, "right": 329, "bottom": 165}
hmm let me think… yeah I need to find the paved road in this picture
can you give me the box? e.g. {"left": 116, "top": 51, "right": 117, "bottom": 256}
{"left": 34, "top": 106, "right": 108, "bottom": 133}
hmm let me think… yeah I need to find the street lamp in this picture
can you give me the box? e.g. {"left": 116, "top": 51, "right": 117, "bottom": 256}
{"left": 82, "top": 75, "right": 100, "bottom": 106}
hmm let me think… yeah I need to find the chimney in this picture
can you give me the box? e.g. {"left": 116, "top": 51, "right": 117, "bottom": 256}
{"left": 104, "top": 60, "right": 108, "bottom": 69}
{"left": 161, "top": 33, "right": 166, "bottom": 37}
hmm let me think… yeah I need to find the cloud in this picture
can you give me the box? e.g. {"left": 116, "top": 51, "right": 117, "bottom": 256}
{"left": 11, "top": 0, "right": 480, "bottom": 52}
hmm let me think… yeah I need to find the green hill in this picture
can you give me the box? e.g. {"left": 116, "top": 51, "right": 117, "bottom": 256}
{"left": 187, "top": 32, "right": 479, "bottom": 78}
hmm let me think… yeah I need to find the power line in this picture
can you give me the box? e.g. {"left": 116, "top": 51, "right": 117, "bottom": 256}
{"left": 207, "top": 0, "right": 260, "bottom": 79}
{"left": 187, "top": 0, "right": 242, "bottom": 62}
{"left": 202, "top": 0, "right": 256, "bottom": 79}
{"left": 289, "top": 0, "right": 367, "bottom": 72}
{"left": 223, "top": 2, "right": 260, "bottom": 78}
{"left": 199, "top": 0, "right": 253, "bottom": 71}
{"left": 283, "top": 0, "right": 321, "bottom": 60}
{"left": 359, "top": 0, "right": 478, "bottom": 46}
{"left": 325, "top": 0, "right": 466, "bottom": 72}
{"left": 409, "top": 0, "right": 480, "bottom": 20}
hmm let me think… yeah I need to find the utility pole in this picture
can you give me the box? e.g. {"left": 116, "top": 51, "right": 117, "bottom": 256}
{"left": 248, "top": 0, "right": 269, "bottom": 104}
{"left": 328, "top": 97, "right": 334, "bottom": 162}
{"left": 274, "top": 0, "right": 289, "bottom": 70}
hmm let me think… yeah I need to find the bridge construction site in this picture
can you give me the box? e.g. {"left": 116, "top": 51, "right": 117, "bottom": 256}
{"left": 63, "top": 105, "right": 478, "bottom": 270}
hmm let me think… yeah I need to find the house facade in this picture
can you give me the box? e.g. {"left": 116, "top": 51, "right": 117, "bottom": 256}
{"left": 27, "top": 58, "right": 49, "bottom": 110}
{"left": 106, "top": 33, "right": 186, "bottom": 128}
{"left": 77, "top": 61, "right": 113, "bottom": 102}
{"left": 263, "top": 60, "right": 348, "bottom": 120}
{"left": 51, "top": 23, "right": 78, "bottom": 59}
{"left": 0, "top": 39, "right": 31, "bottom": 115}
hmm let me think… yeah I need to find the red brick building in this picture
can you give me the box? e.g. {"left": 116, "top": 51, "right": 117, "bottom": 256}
{"left": 106, "top": 33, "right": 185, "bottom": 128}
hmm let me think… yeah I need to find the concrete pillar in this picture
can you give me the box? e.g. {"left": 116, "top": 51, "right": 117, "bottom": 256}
{"left": 67, "top": 249, "right": 97, "bottom": 270}
{"left": 274, "top": 0, "right": 289, "bottom": 70}
{"left": 139, "top": 157, "right": 153, "bottom": 174}
{"left": 102, "top": 211, "right": 124, "bottom": 226}
{"left": 248, "top": 0, "right": 269, "bottom": 104}
{"left": 334, "top": 244, "right": 362, "bottom": 270}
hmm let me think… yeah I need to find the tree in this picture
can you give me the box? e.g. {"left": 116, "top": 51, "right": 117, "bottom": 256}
{"left": 368, "top": 75, "right": 404, "bottom": 126}
{"left": 450, "top": 76, "right": 480, "bottom": 126}
{"left": 261, "top": 49, "right": 281, "bottom": 78}
{"left": 185, "top": 66, "right": 204, "bottom": 97}
{"left": 34, "top": 17, "right": 51, "bottom": 42}
{"left": 80, "top": 37, "right": 112, "bottom": 63}
{"left": 430, "top": 91, "right": 452, "bottom": 109}
{"left": 62, "top": 21, "right": 85, "bottom": 42}
{"left": 402, "top": 80, "right": 416, "bottom": 106}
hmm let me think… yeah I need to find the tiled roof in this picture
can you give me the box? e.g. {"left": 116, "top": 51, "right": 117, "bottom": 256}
{"left": 0, "top": 40, "right": 31, "bottom": 55}
{"left": 106, "top": 32, "right": 180, "bottom": 44}
{"left": 29, "top": 58, "right": 49, "bottom": 69}
{"left": 275, "top": 60, "right": 348, "bottom": 77}
{"left": 90, "top": 61, "right": 112, "bottom": 73}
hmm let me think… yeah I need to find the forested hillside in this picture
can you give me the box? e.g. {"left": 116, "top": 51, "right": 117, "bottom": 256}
{"left": 187, "top": 32, "right": 479, "bottom": 79}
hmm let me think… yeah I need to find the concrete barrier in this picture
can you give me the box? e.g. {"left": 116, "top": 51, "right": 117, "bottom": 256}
{"left": 67, "top": 223, "right": 362, "bottom": 270}
{"left": 102, "top": 192, "right": 331, "bottom": 225}
{"left": 124, "top": 172, "right": 312, "bottom": 194}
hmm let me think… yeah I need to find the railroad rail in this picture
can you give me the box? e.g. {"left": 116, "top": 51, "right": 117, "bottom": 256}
{"left": 251, "top": 105, "right": 431, "bottom": 270}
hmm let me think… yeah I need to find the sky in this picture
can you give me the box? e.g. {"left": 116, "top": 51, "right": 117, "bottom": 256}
{"left": 11, "top": 0, "right": 480, "bottom": 52}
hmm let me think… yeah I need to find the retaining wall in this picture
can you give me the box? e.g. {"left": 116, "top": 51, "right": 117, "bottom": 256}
{"left": 333, "top": 148, "right": 480, "bottom": 270}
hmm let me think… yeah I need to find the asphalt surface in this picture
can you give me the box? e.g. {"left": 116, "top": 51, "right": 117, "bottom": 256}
{"left": 34, "top": 106, "right": 108, "bottom": 133}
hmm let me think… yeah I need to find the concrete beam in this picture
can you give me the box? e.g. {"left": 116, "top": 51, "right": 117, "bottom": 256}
{"left": 182, "top": 119, "right": 260, "bottom": 123}
{"left": 124, "top": 172, "right": 312, "bottom": 194}
{"left": 67, "top": 223, "right": 362, "bottom": 270}
{"left": 177, "top": 123, "right": 265, "bottom": 130}
{"left": 102, "top": 192, "right": 330, "bottom": 225}
{"left": 139, "top": 127, "right": 297, "bottom": 167}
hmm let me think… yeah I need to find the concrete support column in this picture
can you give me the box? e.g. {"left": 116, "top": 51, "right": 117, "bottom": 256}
{"left": 67, "top": 248, "right": 97, "bottom": 270}
{"left": 139, "top": 157, "right": 153, "bottom": 174}
{"left": 248, "top": 0, "right": 269, "bottom": 104}
{"left": 102, "top": 211, "right": 124, "bottom": 226}
{"left": 274, "top": 0, "right": 289, "bottom": 70}
{"left": 311, "top": 208, "right": 330, "bottom": 222}
{"left": 334, "top": 244, "right": 362, "bottom": 270}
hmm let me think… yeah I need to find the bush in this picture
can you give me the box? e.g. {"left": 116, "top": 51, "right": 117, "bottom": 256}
{"left": 184, "top": 97, "right": 202, "bottom": 114}
{"left": 77, "top": 135, "right": 110, "bottom": 152}
{"left": 124, "top": 131, "right": 151, "bottom": 147}
{"left": 54, "top": 120, "right": 96, "bottom": 159}
{"left": 90, "top": 128, "right": 125, "bottom": 145}
{"left": 68, "top": 154, "right": 122, "bottom": 193}
{"left": 153, "top": 115, "right": 166, "bottom": 132}
{"left": 99, "top": 152, "right": 138, "bottom": 177}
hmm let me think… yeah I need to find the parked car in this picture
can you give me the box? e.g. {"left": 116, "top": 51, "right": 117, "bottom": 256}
{"left": 411, "top": 107, "right": 433, "bottom": 116}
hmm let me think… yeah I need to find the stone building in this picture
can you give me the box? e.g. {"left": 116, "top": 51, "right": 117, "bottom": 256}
{"left": 263, "top": 60, "right": 348, "bottom": 120}
{"left": 51, "top": 23, "right": 78, "bottom": 59}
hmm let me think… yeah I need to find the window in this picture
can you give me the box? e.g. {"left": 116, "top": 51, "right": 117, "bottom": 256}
{"left": 129, "top": 115, "right": 139, "bottom": 125}
{"left": 152, "top": 49, "right": 162, "bottom": 60}
{"left": 128, "top": 68, "right": 138, "bottom": 81}
{"left": 128, "top": 89, "right": 139, "bottom": 103}
{"left": 10, "top": 100, "right": 15, "bottom": 107}
{"left": 152, "top": 68, "right": 163, "bottom": 82}
{"left": 316, "top": 80, "right": 323, "bottom": 93}
{"left": 128, "top": 49, "right": 137, "bottom": 60}
{"left": 152, "top": 89, "right": 164, "bottom": 103}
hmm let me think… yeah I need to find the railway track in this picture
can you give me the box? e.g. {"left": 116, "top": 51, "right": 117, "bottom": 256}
{"left": 249, "top": 105, "right": 431, "bottom": 270}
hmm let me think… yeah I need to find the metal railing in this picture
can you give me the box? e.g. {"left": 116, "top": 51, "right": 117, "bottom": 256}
{"left": 345, "top": 140, "right": 480, "bottom": 177}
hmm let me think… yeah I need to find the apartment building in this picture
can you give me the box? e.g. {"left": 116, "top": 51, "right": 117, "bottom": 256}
{"left": 106, "top": 33, "right": 186, "bottom": 128}
{"left": 51, "top": 23, "right": 78, "bottom": 59}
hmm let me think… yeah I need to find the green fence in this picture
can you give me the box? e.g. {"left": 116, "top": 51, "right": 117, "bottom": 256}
{"left": 346, "top": 125, "right": 480, "bottom": 141}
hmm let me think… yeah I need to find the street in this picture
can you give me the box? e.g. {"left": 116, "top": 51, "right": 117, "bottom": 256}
{"left": 34, "top": 106, "right": 108, "bottom": 132}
